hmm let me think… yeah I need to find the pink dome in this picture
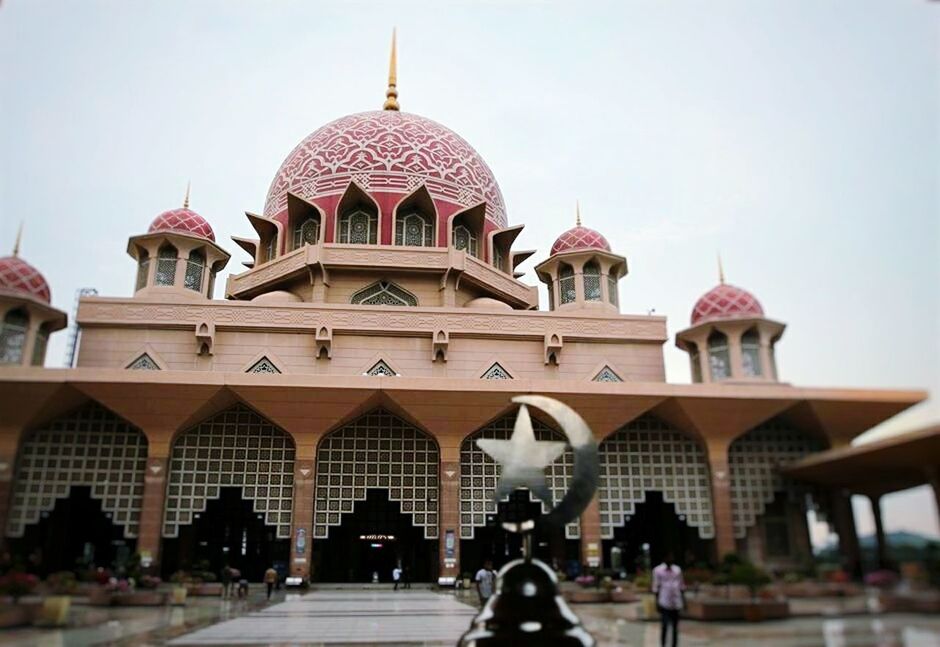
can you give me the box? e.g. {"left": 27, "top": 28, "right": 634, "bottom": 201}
{"left": 0, "top": 255, "right": 51, "bottom": 303}
{"left": 550, "top": 226, "right": 611, "bottom": 256}
{"left": 148, "top": 208, "right": 215, "bottom": 242}
{"left": 264, "top": 111, "right": 507, "bottom": 227}
{"left": 691, "top": 283, "right": 764, "bottom": 325}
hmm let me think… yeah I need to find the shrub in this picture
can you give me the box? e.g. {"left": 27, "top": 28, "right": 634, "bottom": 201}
{"left": 782, "top": 572, "right": 804, "bottom": 584}
{"left": 170, "top": 571, "right": 192, "bottom": 584}
{"left": 46, "top": 571, "right": 78, "bottom": 594}
{"left": 633, "top": 574, "right": 651, "bottom": 590}
{"left": 574, "top": 575, "right": 595, "bottom": 588}
{"left": 863, "top": 570, "right": 898, "bottom": 589}
{"left": 729, "top": 563, "right": 771, "bottom": 596}
{"left": 683, "top": 567, "right": 714, "bottom": 586}
{"left": 0, "top": 572, "right": 40, "bottom": 601}
{"left": 139, "top": 575, "right": 162, "bottom": 590}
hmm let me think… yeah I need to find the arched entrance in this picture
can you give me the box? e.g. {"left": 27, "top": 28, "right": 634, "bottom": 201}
{"left": 310, "top": 409, "right": 439, "bottom": 583}
{"left": 599, "top": 415, "right": 714, "bottom": 569}
{"left": 459, "top": 411, "right": 580, "bottom": 574}
{"left": 5, "top": 403, "right": 147, "bottom": 575}
{"left": 160, "top": 404, "right": 294, "bottom": 581}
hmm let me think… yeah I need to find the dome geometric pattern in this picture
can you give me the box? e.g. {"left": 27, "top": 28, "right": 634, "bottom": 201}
{"left": 148, "top": 208, "right": 216, "bottom": 242}
{"left": 264, "top": 111, "right": 507, "bottom": 227}
{"left": 691, "top": 283, "right": 764, "bottom": 325}
{"left": 550, "top": 226, "right": 611, "bottom": 256}
{"left": 0, "top": 255, "right": 51, "bottom": 303}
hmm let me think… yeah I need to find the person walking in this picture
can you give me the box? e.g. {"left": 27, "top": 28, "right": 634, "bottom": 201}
{"left": 652, "top": 554, "right": 685, "bottom": 647}
{"left": 392, "top": 564, "right": 402, "bottom": 591}
{"left": 474, "top": 559, "right": 496, "bottom": 606}
{"left": 402, "top": 564, "right": 411, "bottom": 589}
{"left": 221, "top": 565, "right": 233, "bottom": 599}
{"left": 264, "top": 566, "right": 278, "bottom": 600}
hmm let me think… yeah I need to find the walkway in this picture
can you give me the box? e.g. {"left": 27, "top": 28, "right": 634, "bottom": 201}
{"left": 169, "top": 590, "right": 477, "bottom": 645}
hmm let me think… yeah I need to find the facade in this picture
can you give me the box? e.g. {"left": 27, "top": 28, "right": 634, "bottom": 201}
{"left": 0, "top": 44, "right": 930, "bottom": 584}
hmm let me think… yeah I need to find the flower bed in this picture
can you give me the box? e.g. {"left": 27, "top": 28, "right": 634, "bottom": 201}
{"left": 187, "top": 582, "right": 224, "bottom": 597}
{"left": 685, "top": 598, "right": 789, "bottom": 622}
{"left": 112, "top": 591, "right": 167, "bottom": 606}
{"left": 0, "top": 602, "right": 40, "bottom": 629}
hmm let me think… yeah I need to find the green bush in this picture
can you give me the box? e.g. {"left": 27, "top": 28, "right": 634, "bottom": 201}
{"left": 729, "top": 563, "right": 771, "bottom": 595}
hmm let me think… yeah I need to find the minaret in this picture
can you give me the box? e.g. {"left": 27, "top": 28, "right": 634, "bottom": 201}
{"left": 383, "top": 28, "right": 400, "bottom": 111}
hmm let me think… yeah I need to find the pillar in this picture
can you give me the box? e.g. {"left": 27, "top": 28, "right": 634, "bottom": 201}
{"left": 830, "top": 488, "right": 861, "bottom": 577}
{"left": 870, "top": 494, "right": 888, "bottom": 568}
{"left": 926, "top": 466, "right": 940, "bottom": 533}
{"left": 137, "top": 454, "right": 168, "bottom": 572}
{"left": 438, "top": 448, "right": 461, "bottom": 583}
{"left": 706, "top": 441, "right": 736, "bottom": 560}
{"left": 579, "top": 495, "right": 603, "bottom": 569}
{"left": 289, "top": 446, "right": 316, "bottom": 580}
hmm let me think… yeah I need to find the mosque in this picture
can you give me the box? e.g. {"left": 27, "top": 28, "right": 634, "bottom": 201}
{"left": 0, "top": 35, "right": 935, "bottom": 584}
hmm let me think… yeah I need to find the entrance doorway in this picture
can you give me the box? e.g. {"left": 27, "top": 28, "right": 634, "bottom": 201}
{"left": 161, "top": 487, "right": 289, "bottom": 581}
{"left": 11, "top": 486, "right": 134, "bottom": 576}
{"left": 602, "top": 491, "right": 710, "bottom": 573}
{"left": 313, "top": 489, "right": 438, "bottom": 583}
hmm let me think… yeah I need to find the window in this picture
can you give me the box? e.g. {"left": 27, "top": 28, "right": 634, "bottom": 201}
{"left": 708, "top": 330, "right": 731, "bottom": 381}
{"left": 0, "top": 309, "right": 29, "bottom": 365}
{"left": 494, "top": 248, "right": 505, "bottom": 272}
{"left": 338, "top": 209, "right": 378, "bottom": 244}
{"left": 248, "top": 357, "right": 280, "bottom": 374}
{"left": 351, "top": 281, "right": 418, "bottom": 307}
{"left": 31, "top": 324, "right": 50, "bottom": 366}
{"left": 265, "top": 236, "right": 276, "bottom": 262}
{"left": 593, "top": 366, "right": 622, "bottom": 382}
{"left": 547, "top": 284, "right": 555, "bottom": 311}
{"left": 742, "top": 328, "right": 762, "bottom": 377}
{"left": 453, "top": 224, "right": 478, "bottom": 257}
{"left": 127, "top": 353, "right": 160, "bottom": 370}
{"left": 135, "top": 251, "right": 150, "bottom": 291}
{"left": 481, "top": 363, "right": 512, "bottom": 379}
{"left": 583, "top": 261, "right": 601, "bottom": 301}
{"left": 365, "top": 360, "right": 397, "bottom": 376}
{"left": 395, "top": 211, "right": 434, "bottom": 247}
{"left": 293, "top": 217, "right": 320, "bottom": 249}
{"left": 559, "top": 264, "right": 576, "bottom": 304}
{"left": 184, "top": 250, "right": 205, "bottom": 292}
{"left": 607, "top": 274, "right": 618, "bottom": 306}
{"left": 154, "top": 245, "right": 177, "bottom": 286}
{"left": 689, "top": 343, "right": 703, "bottom": 383}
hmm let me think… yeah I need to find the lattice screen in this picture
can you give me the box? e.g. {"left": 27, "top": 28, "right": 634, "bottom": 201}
{"left": 598, "top": 415, "right": 714, "bottom": 540}
{"left": 163, "top": 404, "right": 295, "bottom": 538}
{"left": 729, "top": 419, "right": 822, "bottom": 538}
{"left": 460, "top": 413, "right": 579, "bottom": 540}
{"left": 593, "top": 366, "right": 622, "bottom": 382}
{"left": 127, "top": 354, "right": 159, "bottom": 370}
{"left": 7, "top": 403, "right": 147, "bottom": 538}
{"left": 314, "top": 409, "right": 439, "bottom": 539}
{"left": 481, "top": 363, "right": 511, "bottom": 379}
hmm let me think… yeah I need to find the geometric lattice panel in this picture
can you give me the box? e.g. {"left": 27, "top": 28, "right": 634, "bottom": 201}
{"left": 314, "top": 409, "right": 439, "bottom": 540}
{"left": 459, "top": 412, "right": 579, "bottom": 540}
{"left": 163, "top": 404, "right": 295, "bottom": 539}
{"left": 6, "top": 403, "right": 147, "bottom": 538}
{"left": 728, "top": 419, "right": 822, "bottom": 539}
{"left": 598, "top": 415, "right": 714, "bottom": 540}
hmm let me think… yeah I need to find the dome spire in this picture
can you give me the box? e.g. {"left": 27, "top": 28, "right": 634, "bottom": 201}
{"left": 383, "top": 28, "right": 400, "bottom": 111}
{"left": 183, "top": 181, "right": 191, "bottom": 209}
{"left": 12, "top": 222, "right": 23, "bottom": 257}
{"left": 575, "top": 200, "right": 581, "bottom": 227}
{"left": 717, "top": 252, "right": 725, "bottom": 284}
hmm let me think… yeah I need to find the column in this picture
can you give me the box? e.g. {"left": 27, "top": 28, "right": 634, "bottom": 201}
{"left": 926, "top": 466, "right": 940, "bottom": 533}
{"left": 579, "top": 495, "right": 603, "bottom": 569}
{"left": 870, "top": 494, "right": 888, "bottom": 568}
{"left": 0, "top": 441, "right": 17, "bottom": 552}
{"left": 830, "top": 488, "right": 861, "bottom": 577}
{"left": 289, "top": 446, "right": 317, "bottom": 581}
{"left": 706, "top": 440, "right": 736, "bottom": 559}
{"left": 438, "top": 448, "right": 461, "bottom": 583}
{"left": 137, "top": 453, "right": 169, "bottom": 573}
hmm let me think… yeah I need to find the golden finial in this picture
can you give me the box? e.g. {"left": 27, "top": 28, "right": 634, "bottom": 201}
{"left": 383, "top": 28, "right": 400, "bottom": 111}
{"left": 12, "top": 222, "right": 23, "bottom": 257}
{"left": 576, "top": 200, "right": 582, "bottom": 227}
{"left": 717, "top": 253, "right": 725, "bottom": 284}
{"left": 183, "top": 181, "right": 191, "bottom": 209}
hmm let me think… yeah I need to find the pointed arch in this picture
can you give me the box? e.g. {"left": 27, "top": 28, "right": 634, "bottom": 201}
{"left": 351, "top": 280, "right": 418, "bottom": 306}
{"left": 448, "top": 203, "right": 485, "bottom": 259}
{"left": 393, "top": 185, "right": 437, "bottom": 247}
{"left": 335, "top": 181, "right": 380, "bottom": 245}
{"left": 287, "top": 192, "right": 324, "bottom": 251}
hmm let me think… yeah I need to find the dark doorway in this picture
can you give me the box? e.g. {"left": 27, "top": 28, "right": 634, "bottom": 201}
{"left": 10, "top": 486, "right": 134, "bottom": 576}
{"left": 312, "top": 489, "right": 438, "bottom": 583}
{"left": 602, "top": 491, "right": 710, "bottom": 573}
{"left": 460, "top": 489, "right": 580, "bottom": 574}
{"left": 161, "top": 487, "right": 289, "bottom": 581}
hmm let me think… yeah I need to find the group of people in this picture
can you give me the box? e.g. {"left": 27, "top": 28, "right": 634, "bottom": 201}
{"left": 391, "top": 564, "right": 412, "bottom": 590}
{"left": 220, "top": 564, "right": 282, "bottom": 601}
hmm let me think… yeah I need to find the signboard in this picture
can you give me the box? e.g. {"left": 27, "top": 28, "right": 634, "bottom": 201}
{"left": 586, "top": 542, "right": 600, "bottom": 568}
{"left": 295, "top": 528, "right": 306, "bottom": 556}
{"left": 445, "top": 530, "right": 456, "bottom": 559}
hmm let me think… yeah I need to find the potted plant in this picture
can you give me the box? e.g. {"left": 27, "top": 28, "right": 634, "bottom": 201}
{"left": 728, "top": 563, "right": 773, "bottom": 622}
{"left": 46, "top": 571, "right": 78, "bottom": 595}
{"left": 461, "top": 572, "right": 472, "bottom": 589}
{"left": 0, "top": 573, "right": 41, "bottom": 628}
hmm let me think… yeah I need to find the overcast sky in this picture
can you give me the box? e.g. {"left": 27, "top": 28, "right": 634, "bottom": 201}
{"left": 1, "top": 1, "right": 937, "bottom": 541}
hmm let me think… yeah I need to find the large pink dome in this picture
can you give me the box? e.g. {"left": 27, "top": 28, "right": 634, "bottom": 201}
{"left": 691, "top": 283, "right": 764, "bottom": 325}
{"left": 550, "top": 226, "right": 611, "bottom": 256}
{"left": 264, "top": 111, "right": 507, "bottom": 227}
{"left": 148, "top": 208, "right": 216, "bottom": 242}
{"left": 0, "top": 255, "right": 51, "bottom": 303}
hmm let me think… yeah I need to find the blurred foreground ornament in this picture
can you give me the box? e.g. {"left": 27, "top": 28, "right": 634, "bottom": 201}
{"left": 458, "top": 395, "right": 598, "bottom": 646}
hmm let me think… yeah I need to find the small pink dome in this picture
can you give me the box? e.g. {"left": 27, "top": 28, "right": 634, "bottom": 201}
{"left": 148, "top": 208, "right": 215, "bottom": 242}
{"left": 550, "top": 226, "right": 611, "bottom": 256}
{"left": 0, "top": 255, "right": 51, "bottom": 303}
{"left": 691, "top": 283, "right": 764, "bottom": 325}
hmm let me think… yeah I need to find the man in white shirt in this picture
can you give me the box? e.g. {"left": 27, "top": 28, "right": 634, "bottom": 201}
{"left": 392, "top": 565, "right": 402, "bottom": 591}
{"left": 652, "top": 554, "right": 685, "bottom": 647}
{"left": 474, "top": 559, "right": 496, "bottom": 606}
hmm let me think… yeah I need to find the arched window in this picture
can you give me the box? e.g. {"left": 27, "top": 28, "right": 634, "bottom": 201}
{"left": 741, "top": 328, "right": 762, "bottom": 377}
{"left": 689, "top": 342, "right": 703, "bottom": 383}
{"left": 559, "top": 264, "right": 576, "bottom": 304}
{"left": 351, "top": 281, "right": 418, "bottom": 307}
{"left": 707, "top": 330, "right": 730, "bottom": 381}
{"left": 135, "top": 250, "right": 150, "bottom": 291}
{"left": 583, "top": 261, "right": 601, "bottom": 301}
{"left": 547, "top": 284, "right": 555, "bottom": 311}
{"left": 293, "top": 217, "right": 320, "bottom": 249}
{"left": 395, "top": 211, "right": 434, "bottom": 247}
{"left": 154, "top": 245, "right": 177, "bottom": 286}
{"left": 338, "top": 209, "right": 378, "bottom": 244}
{"left": 607, "top": 274, "right": 618, "bottom": 306}
{"left": 453, "top": 224, "right": 478, "bottom": 257}
{"left": 264, "top": 236, "right": 276, "bottom": 262}
{"left": 0, "top": 309, "right": 29, "bottom": 365}
{"left": 31, "top": 323, "right": 50, "bottom": 366}
{"left": 493, "top": 247, "right": 505, "bottom": 272}
{"left": 184, "top": 249, "right": 205, "bottom": 292}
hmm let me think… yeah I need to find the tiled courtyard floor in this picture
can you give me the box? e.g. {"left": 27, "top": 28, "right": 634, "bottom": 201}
{"left": 1, "top": 588, "right": 940, "bottom": 646}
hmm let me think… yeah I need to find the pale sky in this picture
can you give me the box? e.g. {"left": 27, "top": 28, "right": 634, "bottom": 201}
{"left": 1, "top": 1, "right": 938, "bottom": 542}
